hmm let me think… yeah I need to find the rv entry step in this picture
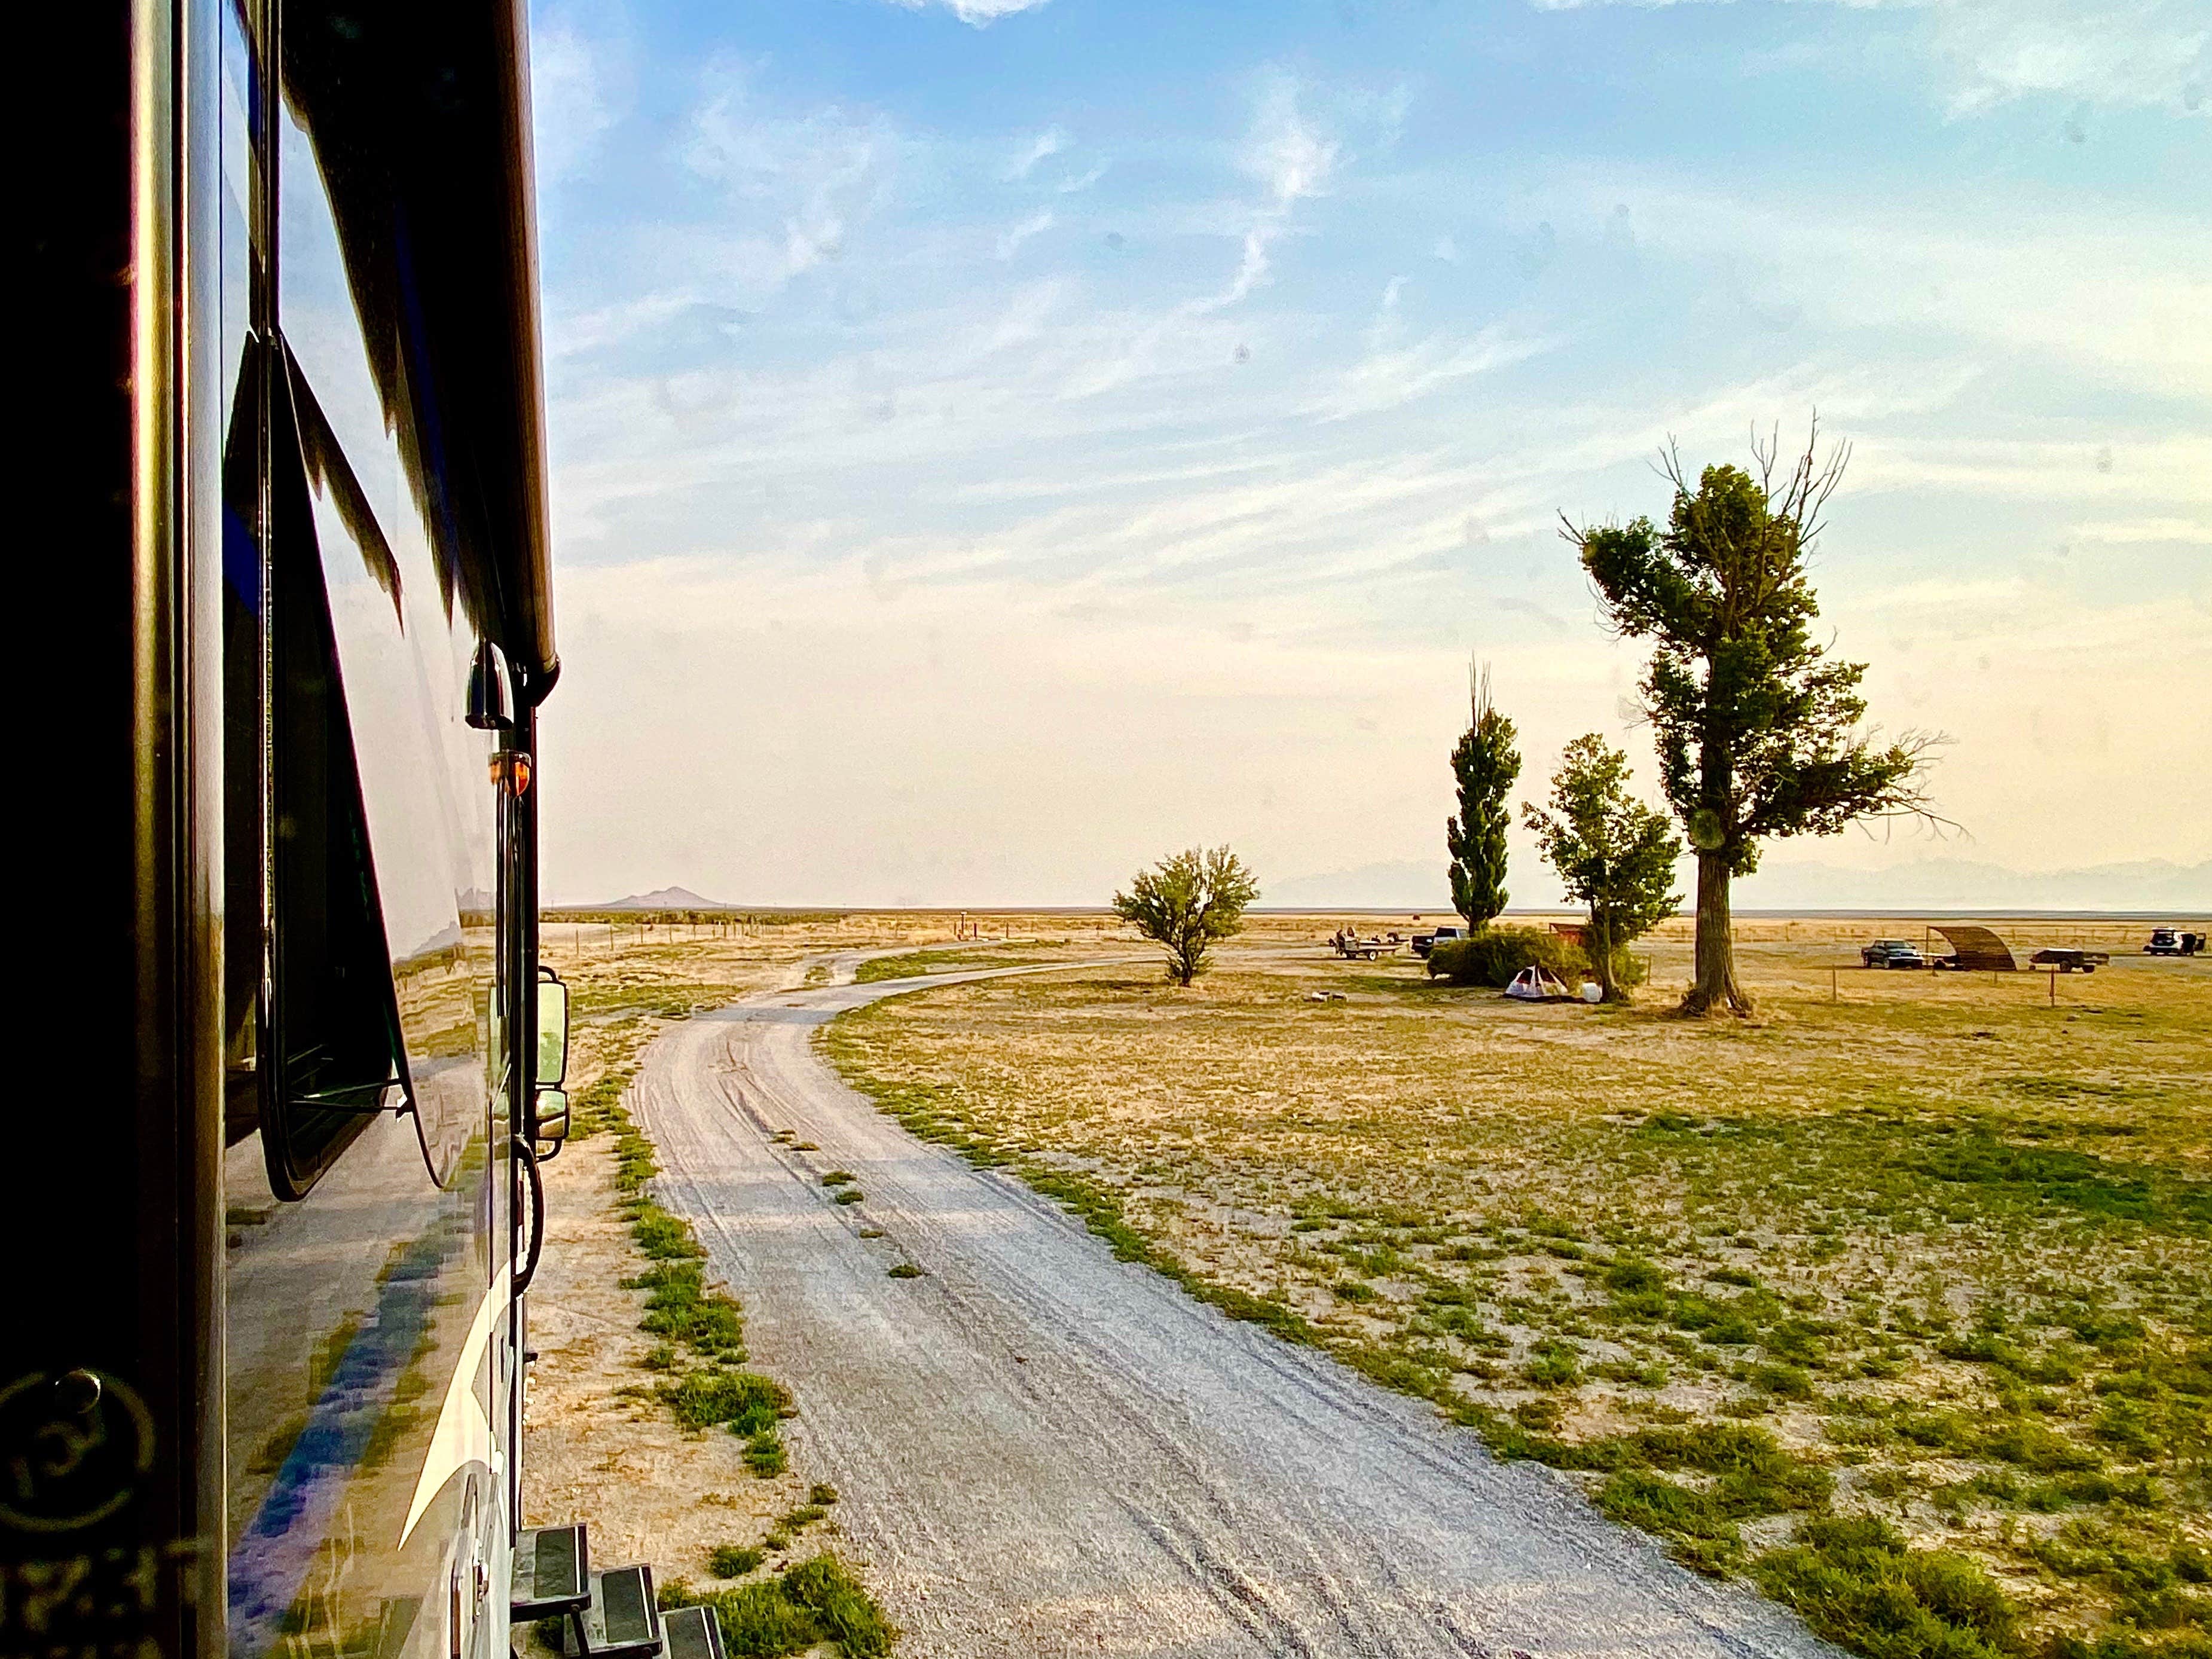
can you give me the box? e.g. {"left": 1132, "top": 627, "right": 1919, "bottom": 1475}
{"left": 661, "top": 1606, "right": 725, "bottom": 1659}
{"left": 562, "top": 1565, "right": 664, "bottom": 1659}
{"left": 511, "top": 1524, "right": 591, "bottom": 1622}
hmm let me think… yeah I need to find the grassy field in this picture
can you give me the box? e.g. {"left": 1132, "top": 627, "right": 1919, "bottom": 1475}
{"left": 820, "top": 912, "right": 2211, "bottom": 1659}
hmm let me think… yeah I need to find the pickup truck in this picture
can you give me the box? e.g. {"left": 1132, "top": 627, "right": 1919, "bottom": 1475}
{"left": 1411, "top": 924, "right": 1464, "bottom": 960}
{"left": 1861, "top": 939, "right": 1925, "bottom": 969}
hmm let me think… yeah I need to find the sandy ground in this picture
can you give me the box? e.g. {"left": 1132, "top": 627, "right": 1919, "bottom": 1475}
{"left": 521, "top": 1068, "right": 821, "bottom": 1585}
{"left": 627, "top": 958, "right": 1843, "bottom": 1659}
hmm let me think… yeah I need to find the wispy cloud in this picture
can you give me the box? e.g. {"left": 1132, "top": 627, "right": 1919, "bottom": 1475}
{"left": 1056, "top": 160, "right": 1111, "bottom": 193}
{"left": 995, "top": 209, "right": 1056, "bottom": 259}
{"left": 1003, "top": 126, "right": 1067, "bottom": 180}
{"left": 1525, "top": 0, "right": 2210, "bottom": 115}
{"left": 881, "top": 0, "right": 1053, "bottom": 27}
{"left": 1316, "top": 327, "right": 1559, "bottom": 421}
{"left": 1242, "top": 73, "right": 1340, "bottom": 206}
{"left": 530, "top": 2, "right": 630, "bottom": 182}
{"left": 680, "top": 62, "right": 898, "bottom": 283}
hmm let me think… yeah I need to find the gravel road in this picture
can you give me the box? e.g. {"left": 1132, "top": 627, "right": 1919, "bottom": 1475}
{"left": 630, "top": 961, "right": 1837, "bottom": 1659}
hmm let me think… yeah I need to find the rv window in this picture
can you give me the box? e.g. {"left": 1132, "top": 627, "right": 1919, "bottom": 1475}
{"left": 259, "top": 365, "right": 408, "bottom": 1201}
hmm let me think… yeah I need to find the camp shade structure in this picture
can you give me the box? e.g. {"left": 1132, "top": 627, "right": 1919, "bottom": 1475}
{"left": 1931, "top": 924, "right": 2017, "bottom": 972}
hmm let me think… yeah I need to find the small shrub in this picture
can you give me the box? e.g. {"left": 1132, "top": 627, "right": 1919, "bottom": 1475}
{"left": 744, "top": 1428, "right": 787, "bottom": 1477}
{"left": 783, "top": 1554, "right": 896, "bottom": 1658}
{"left": 662, "top": 1371, "right": 790, "bottom": 1434}
{"left": 1753, "top": 1514, "right": 2022, "bottom": 1659}
{"left": 1426, "top": 927, "right": 1587, "bottom": 988}
{"left": 1605, "top": 1257, "right": 1667, "bottom": 1295}
{"left": 820, "top": 1171, "right": 854, "bottom": 1187}
{"left": 1524, "top": 1342, "right": 1584, "bottom": 1389}
{"left": 661, "top": 1576, "right": 817, "bottom": 1658}
{"left": 887, "top": 1263, "right": 921, "bottom": 1279}
{"left": 707, "top": 1544, "right": 764, "bottom": 1578}
{"left": 1753, "top": 1364, "right": 1816, "bottom": 1400}
{"left": 1596, "top": 1471, "right": 1741, "bottom": 1576}
{"left": 1981, "top": 1420, "right": 2102, "bottom": 1473}
{"left": 835, "top": 1190, "right": 866, "bottom": 1205}
{"left": 635, "top": 1209, "right": 707, "bottom": 1261}
{"left": 1897, "top": 1411, "right": 1978, "bottom": 1453}
{"left": 1334, "top": 1279, "right": 1378, "bottom": 1303}
{"left": 809, "top": 1483, "right": 839, "bottom": 1506}
{"left": 1514, "top": 1398, "right": 1566, "bottom": 1432}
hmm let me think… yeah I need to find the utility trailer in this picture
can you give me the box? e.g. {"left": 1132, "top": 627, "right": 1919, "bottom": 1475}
{"left": 2030, "top": 948, "right": 2112, "bottom": 974}
{"left": 4, "top": 16, "right": 646, "bottom": 1659}
{"left": 1331, "top": 929, "right": 1402, "bottom": 960}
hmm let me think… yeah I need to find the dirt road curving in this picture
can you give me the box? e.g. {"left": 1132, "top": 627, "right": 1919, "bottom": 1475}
{"left": 630, "top": 961, "right": 1836, "bottom": 1659}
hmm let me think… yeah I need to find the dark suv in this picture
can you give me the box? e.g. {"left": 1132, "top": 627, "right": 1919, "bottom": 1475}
{"left": 1862, "top": 939, "right": 1925, "bottom": 969}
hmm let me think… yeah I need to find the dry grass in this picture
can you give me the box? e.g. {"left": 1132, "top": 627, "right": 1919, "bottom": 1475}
{"left": 819, "top": 912, "right": 2211, "bottom": 1658}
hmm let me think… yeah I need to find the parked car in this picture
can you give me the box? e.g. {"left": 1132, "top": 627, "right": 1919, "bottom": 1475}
{"left": 2146, "top": 927, "right": 2206, "bottom": 957}
{"left": 1862, "top": 939, "right": 1925, "bottom": 968}
{"left": 2030, "top": 947, "right": 2110, "bottom": 973}
{"left": 1411, "top": 924, "right": 1465, "bottom": 960}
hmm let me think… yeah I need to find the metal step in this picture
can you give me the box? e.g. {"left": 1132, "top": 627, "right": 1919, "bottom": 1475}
{"left": 660, "top": 1606, "right": 724, "bottom": 1659}
{"left": 511, "top": 1524, "right": 590, "bottom": 1621}
{"left": 563, "top": 1565, "right": 662, "bottom": 1659}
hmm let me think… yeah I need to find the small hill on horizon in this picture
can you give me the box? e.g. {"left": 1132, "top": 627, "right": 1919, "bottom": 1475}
{"left": 596, "top": 885, "right": 731, "bottom": 911}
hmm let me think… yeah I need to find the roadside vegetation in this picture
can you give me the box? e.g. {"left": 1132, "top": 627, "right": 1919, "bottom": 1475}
{"left": 821, "top": 921, "right": 2210, "bottom": 1659}
{"left": 854, "top": 945, "right": 1049, "bottom": 983}
{"left": 530, "top": 918, "right": 931, "bottom": 1655}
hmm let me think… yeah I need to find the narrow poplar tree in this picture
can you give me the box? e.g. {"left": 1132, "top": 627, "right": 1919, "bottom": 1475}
{"left": 1446, "top": 662, "right": 1519, "bottom": 930}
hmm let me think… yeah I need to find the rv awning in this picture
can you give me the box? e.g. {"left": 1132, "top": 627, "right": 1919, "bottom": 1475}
{"left": 281, "top": 0, "right": 557, "bottom": 691}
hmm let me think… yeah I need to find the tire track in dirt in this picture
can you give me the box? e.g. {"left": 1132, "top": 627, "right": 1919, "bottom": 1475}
{"left": 630, "top": 963, "right": 1838, "bottom": 1659}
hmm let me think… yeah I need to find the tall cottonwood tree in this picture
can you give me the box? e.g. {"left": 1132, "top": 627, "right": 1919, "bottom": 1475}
{"left": 1524, "top": 735, "right": 1682, "bottom": 1003}
{"left": 1447, "top": 663, "right": 1519, "bottom": 929}
{"left": 1568, "top": 423, "right": 1943, "bottom": 1015}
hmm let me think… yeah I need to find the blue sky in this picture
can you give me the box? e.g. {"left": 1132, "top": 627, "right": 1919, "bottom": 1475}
{"left": 525, "top": 0, "right": 2209, "bottom": 907}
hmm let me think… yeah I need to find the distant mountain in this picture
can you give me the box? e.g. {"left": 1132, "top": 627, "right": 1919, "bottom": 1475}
{"left": 1735, "top": 857, "right": 2209, "bottom": 914}
{"left": 598, "top": 885, "right": 731, "bottom": 911}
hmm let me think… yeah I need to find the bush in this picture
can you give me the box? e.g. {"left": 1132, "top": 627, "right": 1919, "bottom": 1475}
{"left": 1596, "top": 1471, "right": 1742, "bottom": 1576}
{"left": 1753, "top": 1515, "right": 2022, "bottom": 1659}
{"left": 1426, "top": 927, "right": 1588, "bottom": 987}
{"left": 783, "top": 1556, "right": 896, "bottom": 1658}
{"left": 660, "top": 1370, "right": 790, "bottom": 1434}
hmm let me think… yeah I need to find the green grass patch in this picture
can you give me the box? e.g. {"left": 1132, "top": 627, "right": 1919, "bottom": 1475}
{"left": 854, "top": 948, "right": 1042, "bottom": 984}
{"left": 743, "top": 1426, "right": 787, "bottom": 1477}
{"left": 707, "top": 1544, "right": 765, "bottom": 1578}
{"left": 1912, "top": 1137, "right": 2210, "bottom": 1232}
{"left": 660, "top": 1370, "right": 790, "bottom": 1435}
{"left": 661, "top": 1553, "right": 893, "bottom": 1658}
{"left": 1597, "top": 1469, "right": 1742, "bottom": 1576}
{"left": 1753, "top": 1515, "right": 2022, "bottom": 1659}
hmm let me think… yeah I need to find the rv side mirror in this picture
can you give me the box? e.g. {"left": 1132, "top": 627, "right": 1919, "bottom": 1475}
{"left": 533, "top": 1087, "right": 570, "bottom": 1146}
{"left": 536, "top": 975, "right": 569, "bottom": 1088}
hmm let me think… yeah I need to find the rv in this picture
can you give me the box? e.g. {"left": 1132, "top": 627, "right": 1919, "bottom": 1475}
{"left": 4, "top": 14, "right": 668, "bottom": 1659}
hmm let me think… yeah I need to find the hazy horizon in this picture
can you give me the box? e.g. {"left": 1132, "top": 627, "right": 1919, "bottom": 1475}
{"left": 527, "top": 0, "right": 2210, "bottom": 909}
